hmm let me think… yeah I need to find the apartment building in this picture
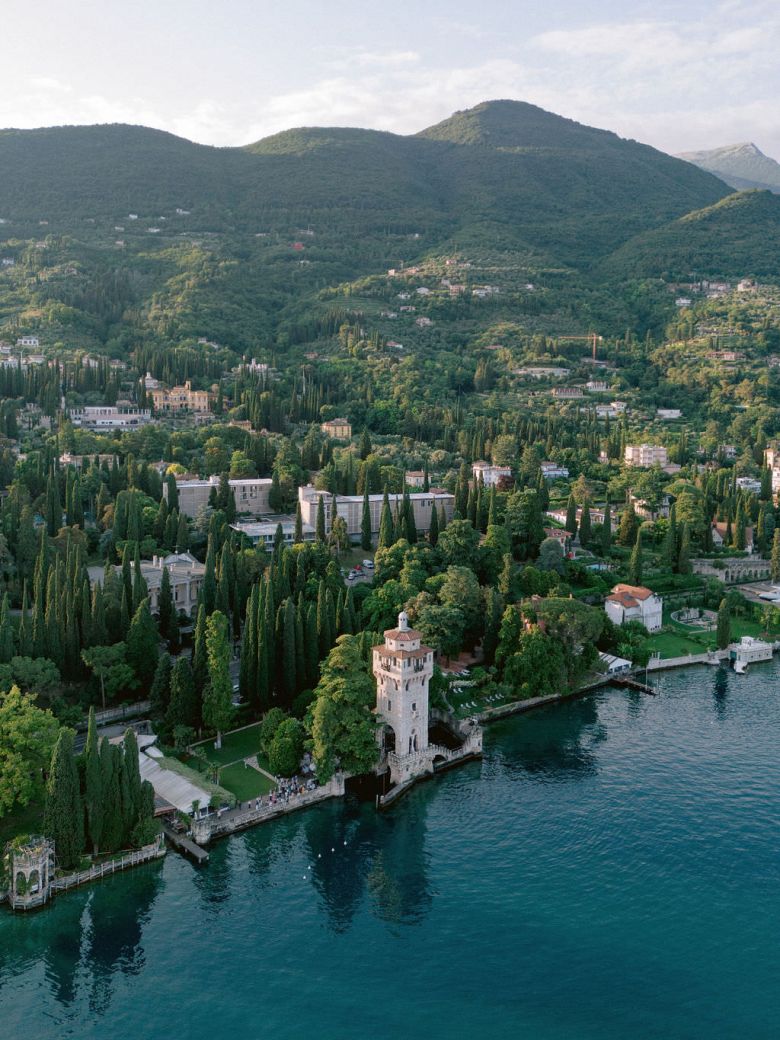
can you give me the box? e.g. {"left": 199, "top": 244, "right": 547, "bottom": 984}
{"left": 298, "top": 485, "right": 454, "bottom": 540}
{"left": 165, "top": 474, "right": 273, "bottom": 518}
{"left": 624, "top": 444, "right": 669, "bottom": 468}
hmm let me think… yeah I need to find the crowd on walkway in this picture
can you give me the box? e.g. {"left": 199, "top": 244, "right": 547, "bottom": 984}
{"left": 228, "top": 775, "right": 319, "bottom": 816}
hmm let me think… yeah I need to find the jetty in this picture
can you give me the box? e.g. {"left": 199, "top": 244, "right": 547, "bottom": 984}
{"left": 613, "top": 676, "right": 656, "bottom": 694}
{"left": 162, "top": 823, "right": 209, "bottom": 863}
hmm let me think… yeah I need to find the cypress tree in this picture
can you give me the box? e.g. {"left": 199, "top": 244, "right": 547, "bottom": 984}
{"left": 100, "top": 740, "right": 124, "bottom": 853}
{"left": 316, "top": 578, "right": 329, "bottom": 657}
{"left": 203, "top": 611, "right": 234, "bottom": 745}
{"left": 202, "top": 540, "right": 217, "bottom": 615}
{"left": 149, "top": 653, "right": 173, "bottom": 724}
{"left": 628, "top": 528, "right": 643, "bottom": 585}
{"left": 378, "top": 487, "right": 393, "bottom": 549}
{"left": 579, "top": 501, "right": 591, "bottom": 548}
{"left": 0, "top": 593, "right": 14, "bottom": 663}
{"left": 158, "top": 566, "right": 179, "bottom": 645}
{"left": 165, "top": 473, "right": 179, "bottom": 512}
{"left": 17, "top": 581, "right": 31, "bottom": 657}
{"left": 565, "top": 492, "right": 578, "bottom": 539}
{"left": 600, "top": 498, "right": 612, "bottom": 556}
{"left": 716, "top": 598, "right": 731, "bottom": 650}
{"left": 132, "top": 542, "right": 147, "bottom": 611}
{"left": 361, "top": 484, "right": 372, "bottom": 550}
{"left": 121, "top": 543, "right": 133, "bottom": 609}
{"left": 83, "top": 707, "right": 104, "bottom": 856}
{"left": 121, "top": 729, "right": 143, "bottom": 842}
{"left": 677, "top": 522, "right": 691, "bottom": 575}
{"left": 192, "top": 604, "right": 208, "bottom": 698}
{"left": 239, "top": 585, "right": 258, "bottom": 705}
{"left": 403, "top": 488, "right": 417, "bottom": 543}
{"left": 428, "top": 500, "right": 439, "bottom": 545}
{"left": 168, "top": 656, "right": 198, "bottom": 733}
{"left": 295, "top": 596, "right": 306, "bottom": 692}
{"left": 316, "top": 495, "right": 326, "bottom": 542}
{"left": 44, "top": 730, "right": 83, "bottom": 869}
{"left": 282, "top": 598, "right": 297, "bottom": 705}
{"left": 305, "top": 603, "right": 319, "bottom": 686}
{"left": 175, "top": 511, "right": 190, "bottom": 551}
{"left": 771, "top": 530, "right": 780, "bottom": 583}
{"left": 126, "top": 598, "right": 160, "bottom": 688}
{"left": 294, "top": 500, "right": 304, "bottom": 544}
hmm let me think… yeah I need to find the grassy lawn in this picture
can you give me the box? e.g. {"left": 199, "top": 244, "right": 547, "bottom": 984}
{"left": 191, "top": 723, "right": 264, "bottom": 767}
{"left": 646, "top": 630, "right": 712, "bottom": 658}
{"left": 217, "top": 762, "right": 275, "bottom": 801}
{"left": 157, "top": 753, "right": 234, "bottom": 806}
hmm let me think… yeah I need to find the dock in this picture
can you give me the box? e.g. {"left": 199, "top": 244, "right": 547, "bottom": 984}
{"left": 162, "top": 824, "right": 209, "bottom": 864}
{"left": 613, "top": 676, "right": 657, "bottom": 695}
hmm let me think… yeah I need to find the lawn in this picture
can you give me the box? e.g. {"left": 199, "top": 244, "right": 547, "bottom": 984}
{"left": 645, "top": 630, "right": 711, "bottom": 659}
{"left": 217, "top": 762, "right": 275, "bottom": 801}
{"left": 191, "top": 723, "right": 264, "bottom": 767}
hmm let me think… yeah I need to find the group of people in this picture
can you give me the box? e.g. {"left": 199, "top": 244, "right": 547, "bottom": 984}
{"left": 230, "top": 775, "right": 318, "bottom": 815}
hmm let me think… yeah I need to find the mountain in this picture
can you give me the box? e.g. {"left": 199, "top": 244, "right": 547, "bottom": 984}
{"left": 0, "top": 101, "right": 730, "bottom": 268}
{"left": 599, "top": 189, "right": 780, "bottom": 280}
{"left": 676, "top": 142, "right": 780, "bottom": 193}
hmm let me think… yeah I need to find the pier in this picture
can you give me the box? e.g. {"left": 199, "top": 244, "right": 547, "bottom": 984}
{"left": 162, "top": 824, "right": 210, "bottom": 863}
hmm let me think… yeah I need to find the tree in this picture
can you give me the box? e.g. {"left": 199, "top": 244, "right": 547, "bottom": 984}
{"left": 308, "top": 635, "right": 379, "bottom": 781}
{"left": 628, "top": 529, "right": 643, "bottom": 585}
{"left": 377, "top": 488, "right": 393, "bottom": 549}
{"left": 158, "top": 566, "right": 179, "bottom": 646}
{"left": 600, "top": 499, "right": 612, "bottom": 556}
{"left": 504, "top": 628, "right": 567, "bottom": 700}
{"left": 126, "top": 598, "right": 160, "bottom": 688}
{"left": 0, "top": 685, "right": 59, "bottom": 816}
{"left": 268, "top": 717, "right": 305, "bottom": 776}
{"left": 203, "top": 611, "right": 234, "bottom": 746}
{"left": 360, "top": 485, "right": 372, "bottom": 551}
{"left": 716, "top": 598, "right": 731, "bottom": 649}
{"left": 44, "top": 728, "right": 83, "bottom": 869}
{"left": 677, "top": 522, "right": 692, "bottom": 576}
{"left": 437, "top": 519, "right": 480, "bottom": 570}
{"left": 149, "top": 653, "right": 172, "bottom": 725}
{"left": 617, "top": 503, "right": 638, "bottom": 547}
{"left": 565, "top": 493, "right": 578, "bottom": 539}
{"left": 82, "top": 643, "right": 136, "bottom": 709}
{"left": 538, "top": 537, "right": 565, "bottom": 574}
{"left": 772, "top": 530, "right": 780, "bottom": 583}
{"left": 82, "top": 707, "right": 104, "bottom": 855}
{"left": 167, "top": 656, "right": 199, "bottom": 733}
{"left": 579, "top": 501, "right": 591, "bottom": 548}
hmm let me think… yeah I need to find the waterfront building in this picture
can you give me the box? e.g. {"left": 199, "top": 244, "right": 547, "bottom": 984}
{"left": 297, "top": 485, "right": 454, "bottom": 540}
{"left": 729, "top": 636, "right": 773, "bottom": 674}
{"left": 624, "top": 444, "right": 669, "bottom": 467}
{"left": 605, "top": 584, "right": 663, "bottom": 632}
{"left": 165, "top": 474, "right": 273, "bottom": 518}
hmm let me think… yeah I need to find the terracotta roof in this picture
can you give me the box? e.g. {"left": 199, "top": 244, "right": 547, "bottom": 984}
{"left": 611, "top": 583, "right": 654, "bottom": 601}
{"left": 607, "top": 591, "right": 641, "bottom": 609}
{"left": 383, "top": 628, "right": 420, "bottom": 642}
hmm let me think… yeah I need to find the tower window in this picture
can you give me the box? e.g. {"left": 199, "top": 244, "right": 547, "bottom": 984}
{"left": 412, "top": 702, "right": 416, "bottom": 711}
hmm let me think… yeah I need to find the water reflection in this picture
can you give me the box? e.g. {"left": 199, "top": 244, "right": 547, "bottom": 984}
{"left": 713, "top": 666, "right": 730, "bottom": 721}
{"left": 0, "top": 859, "right": 163, "bottom": 1015}
{"left": 493, "top": 696, "right": 601, "bottom": 779}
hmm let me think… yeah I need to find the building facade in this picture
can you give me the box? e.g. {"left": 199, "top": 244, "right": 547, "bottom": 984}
{"left": 69, "top": 405, "right": 152, "bottom": 430}
{"left": 320, "top": 418, "right": 352, "bottom": 439}
{"left": 150, "top": 380, "right": 213, "bottom": 413}
{"left": 604, "top": 583, "right": 663, "bottom": 632}
{"left": 624, "top": 444, "right": 669, "bottom": 468}
{"left": 166, "top": 475, "right": 273, "bottom": 518}
{"left": 297, "top": 485, "right": 454, "bottom": 540}
{"left": 472, "top": 461, "right": 513, "bottom": 487}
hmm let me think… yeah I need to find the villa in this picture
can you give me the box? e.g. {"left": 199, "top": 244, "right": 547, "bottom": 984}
{"left": 604, "top": 584, "right": 663, "bottom": 632}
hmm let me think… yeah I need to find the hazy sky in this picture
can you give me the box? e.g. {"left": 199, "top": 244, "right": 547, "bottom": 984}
{"left": 2, "top": 0, "right": 778, "bottom": 157}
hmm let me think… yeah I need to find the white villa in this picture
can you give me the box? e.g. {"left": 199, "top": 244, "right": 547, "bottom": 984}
{"left": 604, "top": 584, "right": 663, "bottom": 632}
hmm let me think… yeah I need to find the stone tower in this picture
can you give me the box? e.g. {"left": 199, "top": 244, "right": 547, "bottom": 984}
{"left": 373, "top": 611, "right": 434, "bottom": 767}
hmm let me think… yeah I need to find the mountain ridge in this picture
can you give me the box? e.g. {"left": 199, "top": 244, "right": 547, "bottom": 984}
{"left": 677, "top": 141, "right": 780, "bottom": 193}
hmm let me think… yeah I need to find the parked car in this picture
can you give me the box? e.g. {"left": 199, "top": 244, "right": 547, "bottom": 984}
{"left": 362, "top": 559, "right": 374, "bottom": 569}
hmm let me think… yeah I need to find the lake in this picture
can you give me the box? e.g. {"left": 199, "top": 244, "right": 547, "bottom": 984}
{"left": 2, "top": 661, "right": 779, "bottom": 1039}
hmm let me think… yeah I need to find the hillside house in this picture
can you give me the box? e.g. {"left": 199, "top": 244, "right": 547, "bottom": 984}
{"left": 320, "top": 418, "right": 352, "bottom": 440}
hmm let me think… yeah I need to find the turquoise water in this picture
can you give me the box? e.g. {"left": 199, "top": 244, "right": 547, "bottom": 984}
{"left": 2, "top": 663, "right": 780, "bottom": 1040}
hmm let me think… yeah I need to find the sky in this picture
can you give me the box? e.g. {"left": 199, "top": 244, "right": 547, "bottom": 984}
{"left": 2, "top": 0, "right": 779, "bottom": 157}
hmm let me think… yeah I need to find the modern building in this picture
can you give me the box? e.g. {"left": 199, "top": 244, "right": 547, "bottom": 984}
{"left": 69, "top": 405, "right": 152, "bottom": 430}
{"left": 297, "top": 485, "right": 454, "bottom": 540}
{"left": 165, "top": 475, "right": 273, "bottom": 519}
{"left": 604, "top": 584, "right": 663, "bottom": 632}
{"left": 231, "top": 517, "right": 316, "bottom": 549}
{"left": 552, "top": 386, "right": 584, "bottom": 399}
{"left": 657, "top": 408, "right": 682, "bottom": 420}
{"left": 150, "top": 380, "right": 213, "bottom": 414}
{"left": 320, "top": 418, "right": 352, "bottom": 439}
{"left": 599, "top": 652, "right": 632, "bottom": 675}
{"left": 472, "top": 461, "right": 513, "bottom": 487}
{"left": 624, "top": 444, "right": 669, "bottom": 468}
{"left": 729, "top": 636, "right": 773, "bottom": 674}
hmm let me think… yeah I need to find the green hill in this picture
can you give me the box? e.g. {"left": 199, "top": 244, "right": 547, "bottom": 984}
{"left": 599, "top": 190, "right": 780, "bottom": 280}
{"left": 0, "top": 101, "right": 731, "bottom": 267}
